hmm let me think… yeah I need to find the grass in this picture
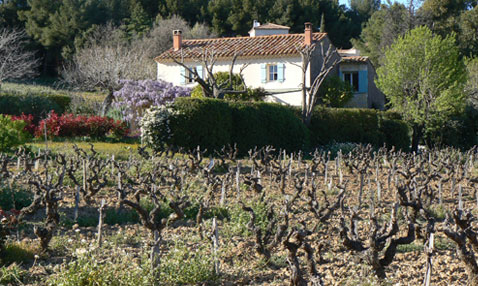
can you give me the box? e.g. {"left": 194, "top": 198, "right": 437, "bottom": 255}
{"left": 1, "top": 80, "right": 104, "bottom": 103}
{"left": 0, "top": 263, "right": 28, "bottom": 285}
{"left": 0, "top": 242, "right": 36, "bottom": 266}
{"left": 27, "top": 141, "right": 141, "bottom": 160}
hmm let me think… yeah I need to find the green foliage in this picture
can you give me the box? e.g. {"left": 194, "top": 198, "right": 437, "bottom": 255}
{"left": 0, "top": 187, "right": 33, "bottom": 210}
{"left": 160, "top": 241, "right": 218, "bottom": 285}
{"left": 0, "top": 263, "right": 28, "bottom": 285}
{"left": 229, "top": 101, "right": 309, "bottom": 154}
{"left": 424, "top": 105, "right": 478, "bottom": 149}
{"left": 169, "top": 98, "right": 233, "bottom": 152}
{"left": 376, "top": 26, "right": 467, "bottom": 150}
{"left": 0, "top": 115, "right": 29, "bottom": 152}
{"left": 47, "top": 252, "right": 155, "bottom": 286}
{"left": 0, "top": 242, "right": 35, "bottom": 266}
{"left": 309, "top": 107, "right": 410, "bottom": 151}
{"left": 191, "top": 72, "right": 266, "bottom": 102}
{"left": 163, "top": 98, "right": 309, "bottom": 154}
{"left": 320, "top": 76, "right": 354, "bottom": 107}
{"left": 0, "top": 92, "right": 71, "bottom": 119}
{"left": 352, "top": 3, "right": 412, "bottom": 67}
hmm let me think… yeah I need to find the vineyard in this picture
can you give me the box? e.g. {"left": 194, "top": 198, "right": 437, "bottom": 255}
{"left": 1, "top": 144, "right": 478, "bottom": 285}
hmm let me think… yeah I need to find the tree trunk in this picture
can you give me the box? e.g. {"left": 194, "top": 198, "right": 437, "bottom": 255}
{"left": 101, "top": 89, "right": 115, "bottom": 117}
{"left": 411, "top": 125, "right": 423, "bottom": 153}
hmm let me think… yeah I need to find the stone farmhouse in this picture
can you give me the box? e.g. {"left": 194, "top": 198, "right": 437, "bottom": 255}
{"left": 154, "top": 22, "right": 385, "bottom": 109}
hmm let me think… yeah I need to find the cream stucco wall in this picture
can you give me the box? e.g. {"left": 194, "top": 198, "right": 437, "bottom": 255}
{"left": 156, "top": 56, "right": 309, "bottom": 106}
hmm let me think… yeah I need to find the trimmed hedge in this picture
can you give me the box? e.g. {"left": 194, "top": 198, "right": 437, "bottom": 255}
{"left": 169, "top": 98, "right": 309, "bottom": 154}
{"left": 161, "top": 98, "right": 410, "bottom": 153}
{"left": 0, "top": 92, "right": 71, "bottom": 120}
{"left": 229, "top": 102, "right": 310, "bottom": 153}
{"left": 170, "top": 98, "right": 233, "bottom": 152}
{"left": 309, "top": 107, "right": 410, "bottom": 151}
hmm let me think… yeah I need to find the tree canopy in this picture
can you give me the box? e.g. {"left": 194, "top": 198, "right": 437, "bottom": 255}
{"left": 376, "top": 26, "right": 467, "bottom": 151}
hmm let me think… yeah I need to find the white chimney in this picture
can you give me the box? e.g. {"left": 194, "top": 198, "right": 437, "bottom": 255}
{"left": 253, "top": 20, "right": 261, "bottom": 27}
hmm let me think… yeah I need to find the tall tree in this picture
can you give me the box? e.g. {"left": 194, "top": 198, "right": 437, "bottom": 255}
{"left": 376, "top": 26, "right": 467, "bottom": 152}
{"left": 350, "top": 0, "right": 380, "bottom": 21}
{"left": 352, "top": 3, "right": 412, "bottom": 67}
{"left": 0, "top": 0, "right": 28, "bottom": 28}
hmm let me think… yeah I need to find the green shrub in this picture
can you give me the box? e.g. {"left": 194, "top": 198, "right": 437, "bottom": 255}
{"left": 0, "top": 187, "right": 33, "bottom": 210}
{"left": 424, "top": 105, "right": 478, "bottom": 149}
{"left": 309, "top": 107, "right": 410, "bottom": 151}
{"left": 0, "top": 115, "right": 29, "bottom": 152}
{"left": 0, "top": 92, "right": 71, "bottom": 120}
{"left": 169, "top": 98, "right": 232, "bottom": 152}
{"left": 320, "top": 76, "right": 354, "bottom": 107}
{"left": 230, "top": 101, "right": 309, "bottom": 154}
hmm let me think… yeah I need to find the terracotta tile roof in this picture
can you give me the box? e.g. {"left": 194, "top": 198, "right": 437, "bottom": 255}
{"left": 155, "top": 32, "right": 327, "bottom": 63}
{"left": 341, "top": 56, "right": 369, "bottom": 63}
{"left": 254, "top": 23, "right": 290, "bottom": 30}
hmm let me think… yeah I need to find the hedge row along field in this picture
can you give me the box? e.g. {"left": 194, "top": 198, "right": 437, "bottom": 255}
{"left": 1, "top": 145, "right": 478, "bottom": 285}
{"left": 152, "top": 98, "right": 410, "bottom": 154}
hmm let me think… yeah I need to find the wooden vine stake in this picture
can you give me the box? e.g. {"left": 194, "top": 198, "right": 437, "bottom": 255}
{"left": 220, "top": 179, "right": 226, "bottom": 206}
{"left": 423, "top": 233, "right": 434, "bottom": 286}
{"left": 211, "top": 218, "right": 220, "bottom": 276}
{"left": 74, "top": 186, "right": 80, "bottom": 222}
{"left": 236, "top": 163, "right": 241, "bottom": 200}
{"left": 97, "top": 199, "right": 106, "bottom": 247}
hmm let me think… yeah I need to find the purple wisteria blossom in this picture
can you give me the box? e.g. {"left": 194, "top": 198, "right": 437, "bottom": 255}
{"left": 113, "top": 79, "right": 190, "bottom": 125}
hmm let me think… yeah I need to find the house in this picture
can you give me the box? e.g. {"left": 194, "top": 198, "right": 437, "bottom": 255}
{"left": 154, "top": 22, "right": 385, "bottom": 109}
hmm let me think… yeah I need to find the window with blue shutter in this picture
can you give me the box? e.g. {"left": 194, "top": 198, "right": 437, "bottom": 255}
{"left": 196, "top": 65, "right": 203, "bottom": 79}
{"left": 358, "top": 70, "right": 368, "bottom": 93}
{"left": 261, "top": 64, "right": 267, "bottom": 83}
{"left": 179, "top": 67, "right": 186, "bottom": 85}
{"left": 278, "top": 63, "right": 285, "bottom": 82}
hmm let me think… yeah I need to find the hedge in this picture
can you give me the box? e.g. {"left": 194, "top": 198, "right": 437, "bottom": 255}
{"left": 0, "top": 92, "right": 71, "bottom": 120}
{"left": 170, "top": 98, "right": 233, "bottom": 152}
{"left": 169, "top": 98, "right": 309, "bottom": 154}
{"left": 229, "top": 102, "right": 310, "bottom": 153}
{"left": 165, "top": 98, "right": 410, "bottom": 154}
{"left": 309, "top": 107, "right": 410, "bottom": 151}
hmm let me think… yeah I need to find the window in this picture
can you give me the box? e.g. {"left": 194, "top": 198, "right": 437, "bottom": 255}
{"left": 343, "top": 71, "right": 359, "bottom": 92}
{"left": 185, "top": 69, "right": 194, "bottom": 83}
{"left": 268, "top": 64, "right": 278, "bottom": 81}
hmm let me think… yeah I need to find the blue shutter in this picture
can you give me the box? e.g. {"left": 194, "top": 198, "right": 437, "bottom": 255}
{"left": 358, "top": 70, "right": 368, "bottom": 93}
{"left": 196, "top": 65, "right": 203, "bottom": 79}
{"left": 261, "top": 64, "right": 267, "bottom": 83}
{"left": 180, "top": 67, "right": 186, "bottom": 85}
{"left": 339, "top": 70, "right": 343, "bottom": 81}
{"left": 278, "top": 63, "right": 285, "bottom": 83}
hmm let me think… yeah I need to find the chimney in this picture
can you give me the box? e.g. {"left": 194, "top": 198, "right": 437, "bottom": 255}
{"left": 253, "top": 20, "right": 261, "bottom": 27}
{"left": 304, "top": 22, "right": 312, "bottom": 46}
{"left": 173, "top": 30, "right": 182, "bottom": 51}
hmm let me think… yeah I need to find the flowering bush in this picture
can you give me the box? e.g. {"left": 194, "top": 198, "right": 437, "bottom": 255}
{"left": 30, "top": 111, "right": 128, "bottom": 139}
{"left": 113, "top": 80, "right": 190, "bottom": 126}
{"left": 140, "top": 105, "right": 179, "bottom": 151}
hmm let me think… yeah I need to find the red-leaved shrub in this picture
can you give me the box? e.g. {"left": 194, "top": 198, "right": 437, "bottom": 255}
{"left": 32, "top": 111, "right": 128, "bottom": 139}
{"left": 11, "top": 113, "right": 35, "bottom": 135}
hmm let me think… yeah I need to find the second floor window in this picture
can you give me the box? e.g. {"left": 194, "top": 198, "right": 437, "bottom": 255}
{"left": 268, "top": 64, "right": 278, "bottom": 81}
{"left": 343, "top": 71, "right": 359, "bottom": 92}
